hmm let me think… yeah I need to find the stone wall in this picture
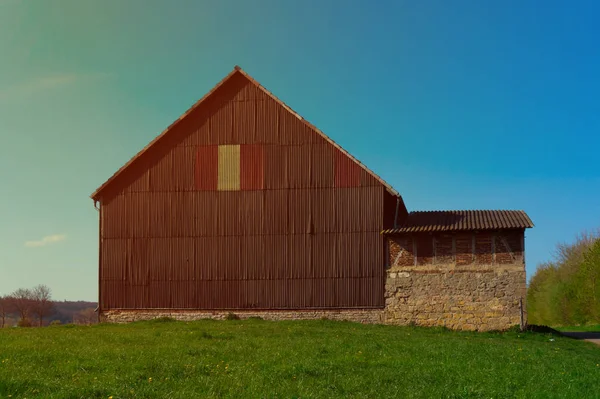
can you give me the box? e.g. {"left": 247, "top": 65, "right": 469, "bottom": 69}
{"left": 101, "top": 308, "right": 383, "bottom": 324}
{"left": 383, "top": 230, "right": 527, "bottom": 331}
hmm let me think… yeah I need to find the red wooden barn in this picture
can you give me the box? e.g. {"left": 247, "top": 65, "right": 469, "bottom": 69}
{"left": 91, "top": 66, "right": 407, "bottom": 320}
{"left": 91, "top": 66, "right": 533, "bottom": 329}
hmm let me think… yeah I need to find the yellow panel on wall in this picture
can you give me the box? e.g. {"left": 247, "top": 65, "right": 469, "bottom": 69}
{"left": 217, "top": 144, "right": 240, "bottom": 191}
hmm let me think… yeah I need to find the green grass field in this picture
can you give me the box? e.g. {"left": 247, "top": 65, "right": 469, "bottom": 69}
{"left": 1, "top": 319, "right": 599, "bottom": 398}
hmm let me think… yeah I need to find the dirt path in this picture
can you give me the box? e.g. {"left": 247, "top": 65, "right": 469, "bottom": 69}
{"left": 561, "top": 331, "right": 600, "bottom": 346}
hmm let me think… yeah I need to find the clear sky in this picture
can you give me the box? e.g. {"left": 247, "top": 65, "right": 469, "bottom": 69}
{"left": 1, "top": 0, "right": 599, "bottom": 301}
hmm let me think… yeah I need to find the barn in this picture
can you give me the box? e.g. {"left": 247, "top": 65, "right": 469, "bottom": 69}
{"left": 91, "top": 66, "right": 533, "bottom": 330}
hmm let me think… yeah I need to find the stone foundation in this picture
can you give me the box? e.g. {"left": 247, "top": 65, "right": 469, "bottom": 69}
{"left": 101, "top": 263, "right": 525, "bottom": 331}
{"left": 383, "top": 263, "right": 526, "bottom": 331}
{"left": 101, "top": 308, "right": 383, "bottom": 324}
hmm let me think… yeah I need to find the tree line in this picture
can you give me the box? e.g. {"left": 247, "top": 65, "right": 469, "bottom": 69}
{"left": 0, "top": 284, "right": 54, "bottom": 327}
{"left": 528, "top": 230, "right": 600, "bottom": 326}
{"left": 0, "top": 285, "right": 97, "bottom": 327}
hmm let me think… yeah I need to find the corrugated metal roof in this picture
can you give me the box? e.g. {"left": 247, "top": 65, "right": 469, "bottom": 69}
{"left": 381, "top": 210, "right": 534, "bottom": 234}
{"left": 91, "top": 65, "right": 401, "bottom": 201}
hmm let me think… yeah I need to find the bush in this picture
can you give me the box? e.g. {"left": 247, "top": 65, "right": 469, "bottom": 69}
{"left": 17, "top": 319, "right": 33, "bottom": 328}
{"left": 225, "top": 312, "right": 239, "bottom": 320}
{"left": 49, "top": 320, "right": 62, "bottom": 326}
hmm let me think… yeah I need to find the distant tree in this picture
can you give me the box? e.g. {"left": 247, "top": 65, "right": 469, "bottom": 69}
{"left": 0, "top": 296, "right": 11, "bottom": 328}
{"left": 528, "top": 229, "right": 600, "bottom": 326}
{"left": 9, "top": 288, "right": 34, "bottom": 324}
{"left": 527, "top": 262, "right": 559, "bottom": 325}
{"left": 576, "top": 239, "right": 600, "bottom": 322}
{"left": 31, "top": 284, "right": 54, "bottom": 327}
{"left": 73, "top": 308, "right": 97, "bottom": 325}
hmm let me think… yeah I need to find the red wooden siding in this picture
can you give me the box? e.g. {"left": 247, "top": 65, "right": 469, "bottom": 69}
{"left": 240, "top": 145, "right": 264, "bottom": 190}
{"left": 388, "top": 230, "right": 525, "bottom": 267}
{"left": 334, "top": 148, "right": 361, "bottom": 188}
{"left": 98, "top": 70, "right": 398, "bottom": 311}
{"left": 195, "top": 145, "right": 218, "bottom": 190}
{"left": 233, "top": 100, "right": 256, "bottom": 144}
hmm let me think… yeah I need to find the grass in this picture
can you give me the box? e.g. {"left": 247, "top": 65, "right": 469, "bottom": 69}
{"left": 1, "top": 319, "right": 599, "bottom": 398}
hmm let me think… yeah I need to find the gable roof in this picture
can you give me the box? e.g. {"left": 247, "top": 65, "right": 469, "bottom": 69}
{"left": 91, "top": 66, "right": 401, "bottom": 201}
{"left": 381, "top": 210, "right": 534, "bottom": 234}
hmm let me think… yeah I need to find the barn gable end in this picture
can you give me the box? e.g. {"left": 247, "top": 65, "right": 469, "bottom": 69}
{"left": 91, "top": 67, "right": 402, "bottom": 204}
{"left": 94, "top": 66, "right": 404, "bottom": 314}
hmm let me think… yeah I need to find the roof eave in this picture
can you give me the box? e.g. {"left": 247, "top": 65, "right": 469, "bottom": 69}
{"left": 381, "top": 225, "right": 534, "bottom": 235}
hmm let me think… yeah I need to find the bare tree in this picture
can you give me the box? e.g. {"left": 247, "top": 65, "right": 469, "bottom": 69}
{"left": 31, "top": 285, "right": 54, "bottom": 327}
{"left": 73, "top": 308, "right": 97, "bottom": 326}
{"left": 0, "top": 296, "right": 11, "bottom": 328}
{"left": 9, "top": 288, "right": 34, "bottom": 324}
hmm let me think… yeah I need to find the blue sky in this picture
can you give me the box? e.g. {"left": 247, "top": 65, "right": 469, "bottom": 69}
{"left": 1, "top": 0, "right": 599, "bottom": 301}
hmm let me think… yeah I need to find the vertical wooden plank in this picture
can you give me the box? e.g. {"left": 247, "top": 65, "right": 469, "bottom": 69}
{"left": 172, "top": 146, "right": 196, "bottom": 191}
{"left": 233, "top": 100, "right": 256, "bottom": 144}
{"left": 334, "top": 149, "right": 360, "bottom": 188}
{"left": 287, "top": 145, "right": 311, "bottom": 188}
{"left": 264, "top": 144, "right": 287, "bottom": 189}
{"left": 256, "top": 96, "right": 279, "bottom": 144}
{"left": 288, "top": 190, "right": 311, "bottom": 234}
{"left": 216, "top": 191, "right": 240, "bottom": 236}
{"left": 210, "top": 96, "right": 233, "bottom": 144}
{"left": 241, "top": 236, "right": 264, "bottom": 280}
{"left": 195, "top": 145, "right": 218, "bottom": 190}
{"left": 492, "top": 233, "right": 496, "bottom": 264}
{"left": 413, "top": 235, "right": 418, "bottom": 266}
{"left": 264, "top": 190, "right": 288, "bottom": 235}
{"left": 311, "top": 189, "right": 336, "bottom": 233}
{"left": 240, "top": 144, "right": 264, "bottom": 190}
{"left": 452, "top": 235, "right": 456, "bottom": 264}
{"left": 239, "top": 191, "right": 264, "bottom": 236}
{"left": 310, "top": 143, "right": 335, "bottom": 188}
{"left": 217, "top": 145, "right": 241, "bottom": 191}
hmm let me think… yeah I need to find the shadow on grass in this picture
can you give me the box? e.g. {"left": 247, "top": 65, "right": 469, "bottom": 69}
{"left": 522, "top": 324, "right": 562, "bottom": 335}
{"left": 560, "top": 331, "right": 600, "bottom": 340}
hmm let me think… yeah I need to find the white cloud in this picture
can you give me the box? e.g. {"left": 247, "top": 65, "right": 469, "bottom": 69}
{"left": 0, "top": 72, "right": 113, "bottom": 101}
{"left": 25, "top": 234, "right": 67, "bottom": 248}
